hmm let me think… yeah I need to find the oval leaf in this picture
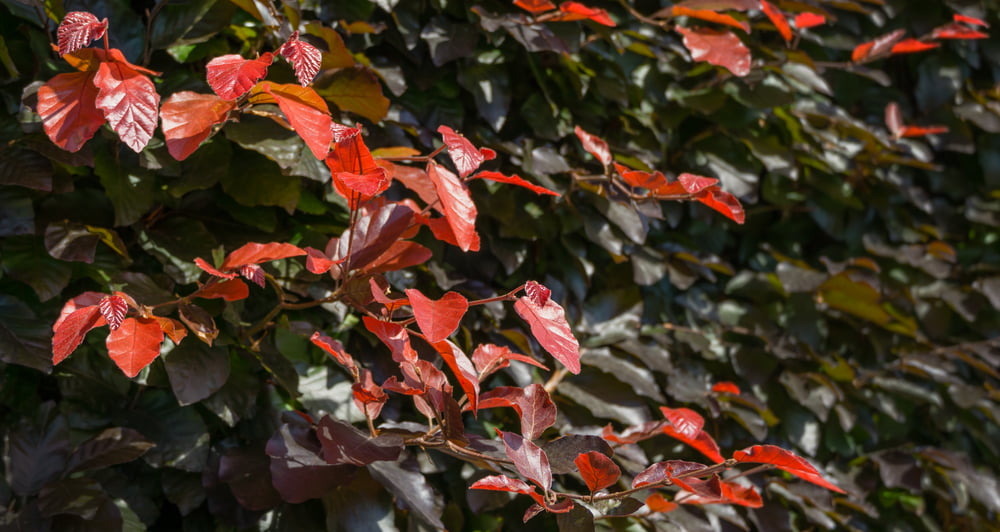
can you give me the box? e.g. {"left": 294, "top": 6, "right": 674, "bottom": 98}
{"left": 98, "top": 295, "right": 128, "bottom": 330}
{"left": 160, "top": 91, "right": 236, "bottom": 161}
{"left": 52, "top": 305, "right": 105, "bottom": 365}
{"left": 675, "top": 26, "right": 751, "bottom": 77}
{"left": 733, "top": 444, "right": 846, "bottom": 493}
{"left": 206, "top": 53, "right": 273, "bottom": 100}
{"left": 94, "top": 60, "right": 160, "bottom": 153}
{"left": 513, "top": 294, "right": 581, "bottom": 374}
{"left": 37, "top": 71, "right": 104, "bottom": 152}
{"left": 575, "top": 451, "right": 621, "bottom": 493}
{"left": 277, "top": 31, "right": 322, "bottom": 86}
{"left": 498, "top": 429, "right": 552, "bottom": 490}
{"left": 427, "top": 162, "right": 478, "bottom": 252}
{"left": 221, "top": 242, "right": 306, "bottom": 270}
{"left": 106, "top": 317, "right": 164, "bottom": 378}
{"left": 259, "top": 82, "right": 333, "bottom": 160}
{"left": 573, "top": 125, "right": 611, "bottom": 166}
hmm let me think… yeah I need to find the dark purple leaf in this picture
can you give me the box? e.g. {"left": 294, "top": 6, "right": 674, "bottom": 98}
{"left": 8, "top": 402, "right": 70, "bottom": 496}
{"left": 66, "top": 427, "right": 153, "bottom": 473}
{"left": 266, "top": 419, "right": 354, "bottom": 503}
{"left": 368, "top": 457, "right": 445, "bottom": 529}
{"left": 334, "top": 203, "right": 414, "bottom": 269}
{"left": 542, "top": 435, "right": 613, "bottom": 474}
{"left": 498, "top": 429, "right": 552, "bottom": 490}
{"left": 218, "top": 446, "right": 282, "bottom": 511}
{"left": 317, "top": 416, "right": 403, "bottom": 466}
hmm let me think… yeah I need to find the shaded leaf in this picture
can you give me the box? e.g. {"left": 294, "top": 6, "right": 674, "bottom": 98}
{"left": 178, "top": 302, "right": 218, "bottom": 346}
{"left": 192, "top": 279, "right": 249, "bottom": 301}
{"left": 632, "top": 460, "right": 708, "bottom": 488}
{"left": 362, "top": 316, "right": 417, "bottom": 363}
{"left": 543, "top": 435, "right": 613, "bottom": 475}
{"left": 432, "top": 339, "right": 481, "bottom": 414}
{"left": 479, "top": 384, "right": 557, "bottom": 440}
{"left": 317, "top": 416, "right": 403, "bottom": 466}
{"left": 646, "top": 493, "right": 679, "bottom": 513}
{"left": 266, "top": 420, "right": 354, "bottom": 503}
{"left": 38, "top": 477, "right": 106, "bottom": 519}
{"left": 574, "top": 125, "right": 611, "bottom": 166}
{"left": 315, "top": 66, "right": 389, "bottom": 123}
{"left": 310, "top": 331, "right": 356, "bottom": 370}
{"left": 334, "top": 203, "right": 413, "bottom": 269}
{"left": 368, "top": 458, "right": 445, "bottom": 529}
{"left": 472, "top": 343, "right": 548, "bottom": 378}
{"left": 498, "top": 429, "right": 552, "bottom": 490}
{"left": 7, "top": 403, "right": 70, "bottom": 495}
{"left": 163, "top": 341, "right": 231, "bottom": 406}
{"left": 66, "top": 427, "right": 154, "bottom": 473}
{"left": 575, "top": 451, "right": 620, "bottom": 492}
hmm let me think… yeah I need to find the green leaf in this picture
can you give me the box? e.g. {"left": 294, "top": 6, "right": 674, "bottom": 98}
{"left": 94, "top": 149, "right": 156, "bottom": 227}
{"left": 315, "top": 66, "right": 389, "bottom": 123}
{"left": 220, "top": 149, "right": 301, "bottom": 213}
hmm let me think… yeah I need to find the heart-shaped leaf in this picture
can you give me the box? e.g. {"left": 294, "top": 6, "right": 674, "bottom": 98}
{"left": 406, "top": 289, "right": 468, "bottom": 343}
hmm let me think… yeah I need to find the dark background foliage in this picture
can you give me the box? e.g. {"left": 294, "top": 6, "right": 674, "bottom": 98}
{"left": 1, "top": 0, "right": 999, "bottom": 530}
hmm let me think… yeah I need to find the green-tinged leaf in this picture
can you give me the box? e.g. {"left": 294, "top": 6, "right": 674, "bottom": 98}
{"left": 1, "top": 235, "right": 72, "bottom": 302}
{"left": 162, "top": 340, "right": 231, "bottom": 406}
{"left": 38, "top": 478, "right": 107, "bottom": 519}
{"left": 315, "top": 66, "right": 389, "bottom": 123}
{"left": 94, "top": 149, "right": 156, "bottom": 227}
{"left": 0, "top": 295, "right": 52, "bottom": 372}
{"left": 220, "top": 149, "right": 301, "bottom": 213}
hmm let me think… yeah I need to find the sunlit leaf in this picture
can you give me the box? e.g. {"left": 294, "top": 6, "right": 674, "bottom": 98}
{"left": 405, "top": 289, "right": 468, "bottom": 343}
{"left": 98, "top": 294, "right": 128, "bottom": 330}
{"left": 514, "top": 288, "right": 580, "bottom": 374}
{"left": 52, "top": 305, "right": 105, "bottom": 365}
{"left": 221, "top": 242, "right": 306, "bottom": 270}
{"left": 206, "top": 53, "right": 273, "bottom": 100}
{"left": 37, "top": 71, "right": 104, "bottom": 152}
{"left": 438, "top": 125, "right": 495, "bottom": 178}
{"left": 573, "top": 125, "right": 611, "bottom": 166}
{"left": 427, "top": 162, "right": 478, "bottom": 252}
{"left": 733, "top": 444, "right": 846, "bottom": 493}
{"left": 473, "top": 170, "right": 560, "bottom": 196}
{"left": 57, "top": 11, "right": 108, "bottom": 55}
{"left": 94, "top": 58, "right": 160, "bottom": 153}
{"left": 575, "top": 451, "right": 620, "bottom": 492}
{"left": 160, "top": 91, "right": 236, "bottom": 161}
{"left": 259, "top": 82, "right": 333, "bottom": 159}
{"left": 106, "top": 317, "right": 163, "bottom": 377}
{"left": 793, "top": 12, "right": 826, "bottom": 29}
{"left": 759, "top": 0, "right": 792, "bottom": 43}
{"left": 554, "top": 2, "right": 615, "bottom": 26}
{"left": 675, "top": 26, "right": 751, "bottom": 76}
{"left": 670, "top": 6, "right": 749, "bottom": 33}
{"left": 277, "top": 31, "right": 322, "bottom": 86}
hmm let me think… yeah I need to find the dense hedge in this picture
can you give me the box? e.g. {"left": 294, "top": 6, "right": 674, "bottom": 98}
{"left": 1, "top": 0, "right": 999, "bottom": 530}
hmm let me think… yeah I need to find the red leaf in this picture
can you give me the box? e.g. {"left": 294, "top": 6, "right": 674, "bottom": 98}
{"left": 36, "top": 71, "right": 104, "bottom": 152}
{"left": 671, "top": 474, "right": 723, "bottom": 499}
{"left": 332, "top": 203, "right": 414, "bottom": 269}
{"left": 498, "top": 429, "right": 552, "bottom": 490}
{"left": 277, "top": 31, "right": 322, "bottom": 86}
{"left": 933, "top": 23, "right": 989, "bottom": 39}
{"left": 192, "top": 279, "right": 249, "bottom": 301}
{"left": 670, "top": 6, "right": 749, "bottom": 33}
{"left": 221, "top": 242, "right": 306, "bottom": 270}
{"left": 660, "top": 407, "right": 724, "bottom": 463}
{"left": 472, "top": 344, "right": 549, "bottom": 378}
{"left": 151, "top": 316, "right": 187, "bottom": 345}
{"left": 431, "top": 340, "right": 481, "bottom": 414}
{"left": 160, "top": 91, "right": 236, "bottom": 161}
{"left": 366, "top": 241, "right": 432, "bottom": 274}
{"left": 601, "top": 421, "right": 664, "bottom": 445}
{"left": 438, "top": 125, "right": 495, "bottom": 178}
{"left": 733, "top": 444, "right": 846, "bottom": 493}
{"left": 353, "top": 368, "right": 388, "bottom": 420}
{"left": 106, "top": 317, "right": 164, "bottom": 378}
{"left": 258, "top": 83, "right": 333, "bottom": 159}
{"left": 326, "top": 130, "right": 390, "bottom": 208}
{"left": 793, "top": 12, "right": 826, "bottom": 29}
{"left": 694, "top": 187, "right": 745, "bottom": 224}
{"left": 57, "top": 11, "right": 108, "bottom": 55}
{"left": 94, "top": 59, "right": 160, "bottom": 153}
{"left": 645, "top": 493, "right": 679, "bottom": 513}
{"left": 759, "top": 0, "right": 792, "bottom": 43}
{"left": 52, "top": 305, "right": 105, "bottom": 365}
{"left": 406, "top": 289, "right": 468, "bottom": 343}
{"left": 615, "top": 163, "right": 670, "bottom": 190}
{"left": 524, "top": 280, "right": 550, "bottom": 307}
{"left": 890, "top": 39, "right": 940, "bottom": 54}
{"left": 573, "top": 125, "right": 611, "bottom": 166}
{"left": 513, "top": 0, "right": 556, "bottom": 14}
{"left": 954, "top": 13, "right": 989, "bottom": 27}
{"left": 473, "top": 170, "right": 560, "bottom": 196}
{"left": 304, "top": 246, "right": 338, "bottom": 274}
{"left": 362, "top": 316, "right": 418, "bottom": 363}
{"left": 719, "top": 481, "right": 763, "bottom": 507}
{"left": 675, "top": 26, "right": 751, "bottom": 76}
{"left": 478, "top": 384, "right": 556, "bottom": 439}
{"left": 554, "top": 2, "right": 616, "bottom": 26}
{"left": 678, "top": 173, "right": 719, "bottom": 194}
{"left": 427, "top": 162, "right": 478, "bottom": 252}
{"left": 711, "top": 381, "right": 741, "bottom": 394}
{"left": 309, "top": 331, "right": 356, "bottom": 370}
{"left": 370, "top": 278, "right": 410, "bottom": 312}
{"left": 53, "top": 292, "right": 105, "bottom": 331}
{"left": 575, "top": 451, "right": 620, "bottom": 492}
{"left": 393, "top": 165, "right": 440, "bottom": 211}
{"left": 632, "top": 460, "right": 708, "bottom": 488}
{"left": 514, "top": 292, "right": 580, "bottom": 374}
{"left": 426, "top": 217, "right": 481, "bottom": 252}
{"left": 194, "top": 257, "right": 238, "bottom": 279}
{"left": 206, "top": 53, "right": 273, "bottom": 100}
{"left": 851, "top": 29, "right": 906, "bottom": 62}
{"left": 470, "top": 474, "right": 536, "bottom": 495}
{"left": 660, "top": 407, "right": 705, "bottom": 439}
{"left": 98, "top": 295, "right": 128, "bottom": 330}
{"left": 900, "top": 125, "right": 948, "bottom": 138}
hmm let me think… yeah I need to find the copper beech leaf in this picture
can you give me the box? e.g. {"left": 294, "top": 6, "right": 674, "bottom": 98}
{"left": 794, "top": 12, "right": 826, "bottom": 29}
{"left": 469, "top": 475, "right": 536, "bottom": 495}
{"left": 646, "top": 493, "right": 679, "bottom": 513}
{"left": 759, "top": 0, "right": 792, "bottom": 43}
{"left": 98, "top": 295, "right": 128, "bottom": 330}
{"left": 316, "top": 416, "right": 402, "bottom": 466}
{"left": 427, "top": 162, "right": 478, "bottom": 252}
{"left": 472, "top": 170, "right": 560, "bottom": 196}
{"left": 524, "top": 280, "right": 551, "bottom": 307}
{"left": 405, "top": 289, "right": 468, "bottom": 343}
{"left": 437, "top": 125, "right": 495, "bottom": 178}
{"left": 660, "top": 406, "right": 724, "bottom": 463}
{"left": 932, "top": 23, "right": 989, "bottom": 39}
{"left": 239, "top": 264, "right": 265, "bottom": 287}
{"left": 513, "top": 286, "right": 581, "bottom": 374}
{"left": 890, "top": 39, "right": 940, "bottom": 54}
{"left": 52, "top": 305, "right": 105, "bottom": 365}
{"left": 575, "top": 451, "right": 621, "bottom": 492}
{"left": 366, "top": 241, "right": 432, "bottom": 274}
{"left": 93, "top": 58, "right": 160, "bottom": 153}
{"left": 57, "top": 11, "right": 108, "bottom": 55}
{"left": 681, "top": 480, "right": 763, "bottom": 507}
{"left": 851, "top": 29, "right": 905, "bottom": 62}
{"left": 498, "top": 429, "right": 552, "bottom": 490}
{"left": 178, "top": 303, "right": 217, "bottom": 346}
{"left": 352, "top": 368, "right": 388, "bottom": 420}
{"left": 53, "top": 292, "right": 105, "bottom": 331}
{"left": 160, "top": 91, "right": 236, "bottom": 161}
{"left": 472, "top": 344, "right": 549, "bottom": 378}
{"left": 675, "top": 26, "right": 751, "bottom": 77}
{"left": 334, "top": 203, "right": 413, "bottom": 269}
{"left": 309, "top": 331, "right": 356, "bottom": 370}
{"left": 733, "top": 444, "right": 846, "bottom": 493}
{"left": 555, "top": 2, "right": 616, "bottom": 26}
{"left": 259, "top": 83, "right": 333, "bottom": 160}
{"left": 711, "top": 381, "right": 741, "bottom": 394}
{"left": 36, "top": 71, "right": 104, "bottom": 152}
{"left": 670, "top": 6, "right": 750, "bottom": 33}
{"left": 151, "top": 316, "right": 187, "bottom": 345}
{"left": 206, "top": 53, "right": 273, "bottom": 100}
{"left": 325, "top": 130, "right": 389, "bottom": 207}
{"left": 317, "top": 66, "right": 390, "bottom": 123}
{"left": 362, "top": 316, "right": 417, "bottom": 363}
{"left": 573, "top": 126, "right": 611, "bottom": 166}
{"left": 106, "top": 317, "right": 163, "bottom": 378}
{"left": 632, "top": 460, "right": 708, "bottom": 488}
{"left": 194, "top": 257, "right": 237, "bottom": 279}
{"left": 695, "top": 187, "right": 745, "bottom": 224}
{"left": 191, "top": 279, "right": 249, "bottom": 301}
{"left": 478, "top": 384, "right": 556, "bottom": 440}
{"left": 431, "top": 340, "right": 480, "bottom": 414}
{"left": 221, "top": 242, "right": 306, "bottom": 270}
{"left": 277, "top": 31, "right": 322, "bottom": 86}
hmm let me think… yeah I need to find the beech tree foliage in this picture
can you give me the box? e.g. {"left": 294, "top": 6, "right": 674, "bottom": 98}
{"left": 1, "top": 1, "right": 998, "bottom": 530}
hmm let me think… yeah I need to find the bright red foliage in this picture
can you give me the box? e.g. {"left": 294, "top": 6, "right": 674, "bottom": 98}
{"left": 675, "top": 26, "right": 751, "bottom": 76}
{"left": 206, "top": 53, "right": 273, "bottom": 100}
